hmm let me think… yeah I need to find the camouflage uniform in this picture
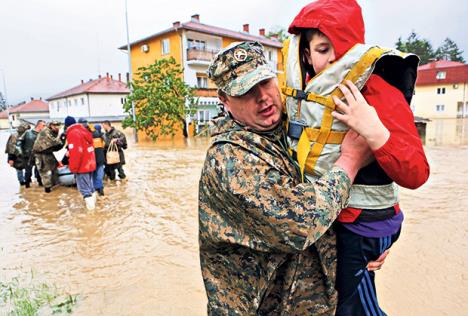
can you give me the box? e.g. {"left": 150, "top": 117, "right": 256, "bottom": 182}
{"left": 32, "top": 125, "right": 64, "bottom": 188}
{"left": 103, "top": 126, "right": 127, "bottom": 179}
{"left": 199, "top": 41, "right": 354, "bottom": 315}
{"left": 4, "top": 123, "right": 29, "bottom": 170}
{"left": 199, "top": 116, "right": 351, "bottom": 315}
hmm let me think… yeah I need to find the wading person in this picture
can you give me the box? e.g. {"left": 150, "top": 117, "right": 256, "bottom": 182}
{"left": 5, "top": 123, "right": 30, "bottom": 186}
{"left": 199, "top": 41, "right": 380, "bottom": 315}
{"left": 92, "top": 124, "right": 106, "bottom": 196}
{"left": 102, "top": 120, "right": 127, "bottom": 180}
{"left": 67, "top": 118, "right": 97, "bottom": 210}
{"left": 285, "top": 1, "right": 430, "bottom": 315}
{"left": 32, "top": 121, "right": 65, "bottom": 193}
{"left": 17, "top": 120, "right": 46, "bottom": 187}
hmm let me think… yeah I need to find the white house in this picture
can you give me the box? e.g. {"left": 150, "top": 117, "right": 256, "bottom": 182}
{"left": 47, "top": 73, "right": 130, "bottom": 122}
{"left": 5, "top": 98, "right": 50, "bottom": 128}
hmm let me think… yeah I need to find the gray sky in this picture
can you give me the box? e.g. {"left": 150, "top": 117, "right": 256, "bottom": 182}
{"left": 1, "top": 0, "right": 467, "bottom": 105}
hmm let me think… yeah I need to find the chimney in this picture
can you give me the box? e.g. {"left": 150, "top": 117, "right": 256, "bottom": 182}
{"left": 173, "top": 21, "right": 181, "bottom": 28}
{"left": 259, "top": 28, "right": 265, "bottom": 36}
{"left": 81, "top": 79, "right": 84, "bottom": 84}
{"left": 40, "top": 97, "right": 42, "bottom": 100}
{"left": 110, "top": 75, "right": 113, "bottom": 80}
{"left": 126, "top": 72, "right": 130, "bottom": 84}
{"left": 30, "top": 97, "right": 34, "bottom": 101}
{"left": 106, "top": 72, "right": 109, "bottom": 80}
{"left": 118, "top": 73, "right": 122, "bottom": 82}
{"left": 271, "top": 34, "right": 278, "bottom": 40}
{"left": 191, "top": 14, "right": 200, "bottom": 22}
{"left": 243, "top": 24, "right": 249, "bottom": 33}
{"left": 98, "top": 74, "right": 102, "bottom": 79}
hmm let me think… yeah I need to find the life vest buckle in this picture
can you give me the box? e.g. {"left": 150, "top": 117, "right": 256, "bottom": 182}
{"left": 295, "top": 90, "right": 308, "bottom": 100}
{"left": 287, "top": 120, "right": 308, "bottom": 140}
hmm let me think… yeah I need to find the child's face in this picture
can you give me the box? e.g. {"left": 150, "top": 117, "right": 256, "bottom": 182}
{"left": 304, "top": 33, "right": 336, "bottom": 74}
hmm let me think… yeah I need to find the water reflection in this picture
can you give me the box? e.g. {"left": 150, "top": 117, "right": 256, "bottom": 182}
{"left": 425, "top": 118, "right": 468, "bottom": 146}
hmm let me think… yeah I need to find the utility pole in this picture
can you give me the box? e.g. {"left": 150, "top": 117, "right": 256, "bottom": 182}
{"left": 125, "top": 0, "right": 138, "bottom": 143}
{"left": 0, "top": 69, "right": 11, "bottom": 132}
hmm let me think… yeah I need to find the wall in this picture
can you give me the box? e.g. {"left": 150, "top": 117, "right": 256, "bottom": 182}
{"left": 89, "top": 94, "right": 127, "bottom": 117}
{"left": 411, "top": 82, "right": 467, "bottom": 119}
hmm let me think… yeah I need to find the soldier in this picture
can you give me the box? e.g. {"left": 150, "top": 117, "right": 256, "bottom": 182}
{"left": 4, "top": 122, "right": 30, "bottom": 186}
{"left": 102, "top": 120, "right": 127, "bottom": 180}
{"left": 16, "top": 120, "right": 46, "bottom": 188}
{"left": 32, "top": 120, "right": 65, "bottom": 193}
{"left": 198, "top": 41, "right": 380, "bottom": 315}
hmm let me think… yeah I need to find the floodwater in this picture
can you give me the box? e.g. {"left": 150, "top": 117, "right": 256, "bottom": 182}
{"left": 0, "top": 118, "right": 467, "bottom": 315}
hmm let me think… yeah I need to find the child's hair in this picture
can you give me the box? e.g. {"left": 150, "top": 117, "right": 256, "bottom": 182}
{"left": 299, "top": 28, "right": 327, "bottom": 80}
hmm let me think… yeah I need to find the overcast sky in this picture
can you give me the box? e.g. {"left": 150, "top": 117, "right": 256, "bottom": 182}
{"left": 1, "top": 0, "right": 466, "bottom": 105}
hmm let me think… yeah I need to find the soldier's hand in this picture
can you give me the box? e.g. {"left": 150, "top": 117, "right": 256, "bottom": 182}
{"left": 341, "top": 129, "right": 374, "bottom": 167}
{"left": 8, "top": 160, "right": 14, "bottom": 167}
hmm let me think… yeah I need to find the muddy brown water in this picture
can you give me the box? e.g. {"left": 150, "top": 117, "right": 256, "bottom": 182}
{"left": 0, "top": 119, "right": 467, "bottom": 315}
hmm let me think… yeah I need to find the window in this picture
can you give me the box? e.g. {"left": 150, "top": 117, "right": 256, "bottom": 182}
{"left": 74, "top": 99, "right": 78, "bottom": 106}
{"left": 121, "top": 97, "right": 127, "bottom": 104}
{"left": 81, "top": 98, "right": 85, "bottom": 105}
{"left": 197, "top": 110, "right": 211, "bottom": 122}
{"left": 268, "top": 50, "right": 272, "bottom": 61}
{"left": 436, "top": 71, "right": 446, "bottom": 79}
{"left": 437, "top": 87, "right": 446, "bottom": 94}
{"left": 436, "top": 104, "right": 445, "bottom": 112}
{"left": 187, "top": 39, "right": 206, "bottom": 50}
{"left": 162, "top": 39, "right": 170, "bottom": 55}
{"left": 197, "top": 76, "right": 208, "bottom": 88}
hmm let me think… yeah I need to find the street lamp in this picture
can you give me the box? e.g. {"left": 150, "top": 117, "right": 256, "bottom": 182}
{"left": 0, "top": 69, "right": 12, "bottom": 132}
{"left": 125, "top": 0, "right": 138, "bottom": 143}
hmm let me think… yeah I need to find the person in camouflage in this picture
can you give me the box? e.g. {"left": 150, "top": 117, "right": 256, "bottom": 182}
{"left": 16, "top": 120, "right": 46, "bottom": 187}
{"left": 199, "top": 41, "right": 374, "bottom": 315}
{"left": 5, "top": 122, "right": 30, "bottom": 186}
{"left": 102, "top": 120, "right": 127, "bottom": 180}
{"left": 32, "top": 121, "right": 65, "bottom": 193}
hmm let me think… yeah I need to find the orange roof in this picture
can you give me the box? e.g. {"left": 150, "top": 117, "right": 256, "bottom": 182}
{"left": 9, "top": 99, "right": 49, "bottom": 114}
{"left": 47, "top": 77, "right": 130, "bottom": 101}
{"left": 119, "top": 19, "right": 282, "bottom": 50}
{"left": 416, "top": 60, "right": 468, "bottom": 86}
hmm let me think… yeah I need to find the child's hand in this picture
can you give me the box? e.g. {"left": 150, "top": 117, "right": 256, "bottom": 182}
{"left": 331, "top": 80, "right": 390, "bottom": 150}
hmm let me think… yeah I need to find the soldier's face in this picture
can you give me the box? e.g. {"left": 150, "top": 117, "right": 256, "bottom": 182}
{"left": 221, "top": 78, "right": 282, "bottom": 131}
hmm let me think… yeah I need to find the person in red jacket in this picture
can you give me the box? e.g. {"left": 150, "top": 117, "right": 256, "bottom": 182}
{"left": 66, "top": 117, "right": 97, "bottom": 210}
{"left": 288, "top": 1, "right": 430, "bottom": 315}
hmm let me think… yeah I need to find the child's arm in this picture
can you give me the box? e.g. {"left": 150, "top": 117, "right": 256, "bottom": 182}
{"left": 332, "top": 76, "right": 429, "bottom": 189}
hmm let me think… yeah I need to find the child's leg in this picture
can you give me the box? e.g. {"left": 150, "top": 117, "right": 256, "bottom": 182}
{"left": 335, "top": 224, "right": 400, "bottom": 316}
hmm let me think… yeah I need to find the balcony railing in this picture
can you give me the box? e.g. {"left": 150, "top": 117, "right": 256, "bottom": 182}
{"left": 186, "top": 48, "right": 219, "bottom": 62}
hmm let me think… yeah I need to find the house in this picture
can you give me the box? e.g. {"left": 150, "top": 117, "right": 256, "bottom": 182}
{"left": 119, "top": 14, "right": 283, "bottom": 134}
{"left": 6, "top": 98, "right": 50, "bottom": 128}
{"left": 47, "top": 73, "right": 130, "bottom": 123}
{"left": 0, "top": 110, "right": 9, "bottom": 129}
{"left": 411, "top": 60, "right": 468, "bottom": 119}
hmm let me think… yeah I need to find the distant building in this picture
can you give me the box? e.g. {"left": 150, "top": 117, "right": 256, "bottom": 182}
{"left": 119, "top": 14, "right": 283, "bottom": 134}
{"left": 411, "top": 60, "right": 468, "bottom": 119}
{"left": 47, "top": 73, "right": 130, "bottom": 123}
{"left": 1, "top": 98, "right": 50, "bottom": 128}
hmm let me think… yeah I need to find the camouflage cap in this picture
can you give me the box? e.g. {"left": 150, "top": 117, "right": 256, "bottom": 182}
{"left": 49, "top": 120, "right": 61, "bottom": 126}
{"left": 208, "top": 41, "right": 276, "bottom": 96}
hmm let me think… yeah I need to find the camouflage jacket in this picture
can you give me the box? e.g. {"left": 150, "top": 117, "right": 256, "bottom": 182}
{"left": 32, "top": 127, "right": 63, "bottom": 154}
{"left": 104, "top": 127, "right": 127, "bottom": 164}
{"left": 198, "top": 116, "right": 352, "bottom": 315}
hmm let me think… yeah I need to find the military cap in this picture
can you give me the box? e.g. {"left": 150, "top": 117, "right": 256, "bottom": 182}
{"left": 49, "top": 120, "right": 61, "bottom": 126}
{"left": 208, "top": 41, "right": 276, "bottom": 96}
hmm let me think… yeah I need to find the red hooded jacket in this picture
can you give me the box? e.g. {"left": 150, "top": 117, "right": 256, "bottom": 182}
{"left": 66, "top": 124, "right": 96, "bottom": 173}
{"left": 289, "top": 0, "right": 430, "bottom": 221}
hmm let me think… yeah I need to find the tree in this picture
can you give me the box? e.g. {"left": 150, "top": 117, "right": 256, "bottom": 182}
{"left": 0, "top": 92, "right": 6, "bottom": 111}
{"left": 122, "top": 57, "right": 196, "bottom": 141}
{"left": 395, "top": 31, "right": 436, "bottom": 65}
{"left": 266, "top": 27, "right": 288, "bottom": 43}
{"left": 435, "top": 38, "right": 465, "bottom": 63}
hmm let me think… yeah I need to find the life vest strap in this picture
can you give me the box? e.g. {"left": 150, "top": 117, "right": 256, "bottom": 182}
{"left": 282, "top": 86, "right": 335, "bottom": 110}
{"left": 304, "top": 128, "right": 346, "bottom": 144}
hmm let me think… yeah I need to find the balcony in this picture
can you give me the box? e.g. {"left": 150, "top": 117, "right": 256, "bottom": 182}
{"left": 186, "top": 48, "right": 219, "bottom": 66}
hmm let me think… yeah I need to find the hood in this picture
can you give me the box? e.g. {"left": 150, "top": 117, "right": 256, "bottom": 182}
{"left": 68, "top": 123, "right": 92, "bottom": 137}
{"left": 288, "top": 0, "right": 365, "bottom": 59}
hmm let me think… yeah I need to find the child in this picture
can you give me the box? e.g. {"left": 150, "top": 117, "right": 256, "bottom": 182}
{"left": 284, "top": 0, "right": 430, "bottom": 315}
